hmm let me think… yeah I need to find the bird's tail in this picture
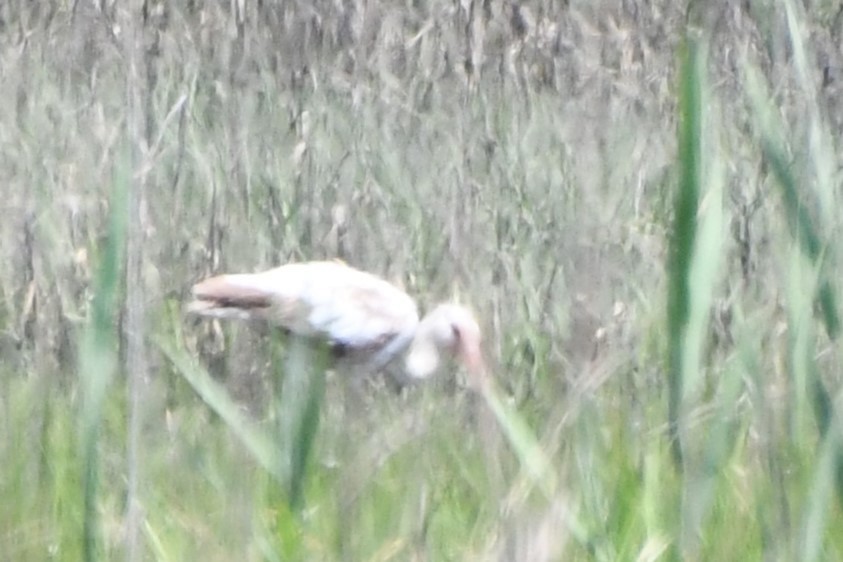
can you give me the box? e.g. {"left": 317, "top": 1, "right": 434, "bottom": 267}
{"left": 187, "top": 273, "right": 274, "bottom": 320}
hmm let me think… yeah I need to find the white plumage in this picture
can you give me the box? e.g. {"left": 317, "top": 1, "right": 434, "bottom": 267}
{"left": 188, "top": 261, "right": 484, "bottom": 383}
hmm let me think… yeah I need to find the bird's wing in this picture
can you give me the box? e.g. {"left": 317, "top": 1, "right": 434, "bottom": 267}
{"left": 190, "top": 261, "right": 419, "bottom": 351}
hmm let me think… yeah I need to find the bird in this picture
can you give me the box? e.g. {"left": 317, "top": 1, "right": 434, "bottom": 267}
{"left": 187, "top": 261, "right": 485, "bottom": 386}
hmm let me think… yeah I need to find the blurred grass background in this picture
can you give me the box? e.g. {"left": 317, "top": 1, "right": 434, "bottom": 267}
{"left": 2, "top": 0, "right": 843, "bottom": 560}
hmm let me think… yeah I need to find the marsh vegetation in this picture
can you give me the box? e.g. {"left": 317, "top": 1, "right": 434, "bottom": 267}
{"left": 2, "top": 1, "right": 843, "bottom": 560}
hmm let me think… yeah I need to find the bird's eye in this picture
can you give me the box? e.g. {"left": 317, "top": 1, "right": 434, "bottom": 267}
{"left": 450, "top": 323, "right": 461, "bottom": 342}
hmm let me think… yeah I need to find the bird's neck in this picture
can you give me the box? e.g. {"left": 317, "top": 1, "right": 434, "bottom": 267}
{"left": 366, "top": 321, "right": 417, "bottom": 373}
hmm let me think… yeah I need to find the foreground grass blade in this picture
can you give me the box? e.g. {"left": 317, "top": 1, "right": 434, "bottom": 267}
{"left": 802, "top": 422, "right": 839, "bottom": 562}
{"left": 666, "top": 37, "right": 736, "bottom": 557}
{"left": 479, "top": 381, "right": 557, "bottom": 497}
{"left": 744, "top": 62, "right": 843, "bottom": 514}
{"left": 759, "top": 128, "right": 838, "bottom": 337}
{"left": 667, "top": 37, "right": 703, "bottom": 469}
{"left": 478, "top": 380, "right": 591, "bottom": 547}
{"left": 156, "top": 337, "right": 282, "bottom": 480}
{"left": 275, "top": 336, "right": 328, "bottom": 510}
{"left": 78, "top": 160, "right": 127, "bottom": 561}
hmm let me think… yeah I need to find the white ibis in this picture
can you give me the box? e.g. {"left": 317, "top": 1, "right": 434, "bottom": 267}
{"left": 187, "top": 261, "right": 485, "bottom": 385}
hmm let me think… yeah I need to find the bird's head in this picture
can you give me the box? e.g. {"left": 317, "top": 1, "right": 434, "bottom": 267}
{"left": 405, "top": 304, "right": 485, "bottom": 384}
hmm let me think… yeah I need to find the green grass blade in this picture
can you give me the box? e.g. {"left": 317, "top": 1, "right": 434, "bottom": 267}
{"left": 77, "top": 156, "right": 128, "bottom": 561}
{"left": 744, "top": 63, "right": 843, "bottom": 515}
{"left": 275, "top": 336, "right": 328, "bottom": 510}
{"left": 759, "top": 134, "right": 838, "bottom": 337}
{"left": 667, "top": 37, "right": 737, "bottom": 557}
{"left": 667, "top": 37, "right": 703, "bottom": 469}
{"left": 802, "top": 422, "right": 839, "bottom": 562}
{"left": 479, "top": 382, "right": 557, "bottom": 498}
{"left": 479, "top": 380, "right": 592, "bottom": 549}
{"left": 156, "top": 336, "right": 282, "bottom": 480}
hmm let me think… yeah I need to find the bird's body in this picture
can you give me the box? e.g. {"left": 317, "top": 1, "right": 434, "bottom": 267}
{"left": 188, "top": 261, "right": 483, "bottom": 383}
